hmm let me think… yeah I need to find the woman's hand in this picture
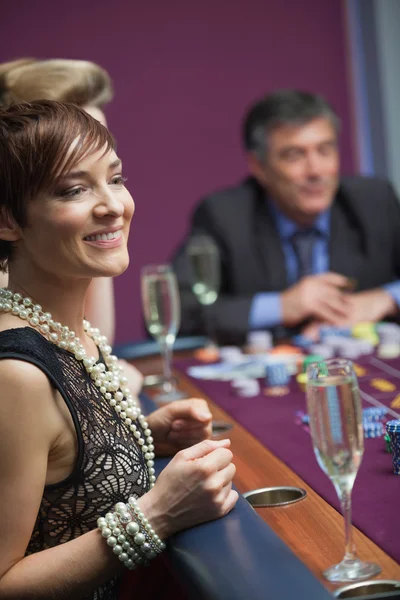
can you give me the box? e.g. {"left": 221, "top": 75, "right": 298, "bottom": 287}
{"left": 147, "top": 398, "right": 212, "bottom": 454}
{"left": 138, "top": 439, "right": 238, "bottom": 539}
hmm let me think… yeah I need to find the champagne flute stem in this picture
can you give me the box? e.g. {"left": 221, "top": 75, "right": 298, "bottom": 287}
{"left": 203, "top": 305, "right": 216, "bottom": 347}
{"left": 160, "top": 340, "right": 174, "bottom": 391}
{"left": 338, "top": 487, "right": 357, "bottom": 561}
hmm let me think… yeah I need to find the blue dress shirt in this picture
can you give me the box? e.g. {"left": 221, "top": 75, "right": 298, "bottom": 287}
{"left": 249, "top": 202, "right": 400, "bottom": 330}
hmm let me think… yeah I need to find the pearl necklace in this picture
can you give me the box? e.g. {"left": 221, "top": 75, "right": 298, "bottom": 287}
{"left": 0, "top": 288, "right": 156, "bottom": 488}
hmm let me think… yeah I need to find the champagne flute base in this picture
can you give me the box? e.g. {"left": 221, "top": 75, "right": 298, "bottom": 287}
{"left": 142, "top": 374, "right": 178, "bottom": 389}
{"left": 324, "top": 558, "right": 381, "bottom": 583}
{"left": 153, "top": 388, "right": 187, "bottom": 403}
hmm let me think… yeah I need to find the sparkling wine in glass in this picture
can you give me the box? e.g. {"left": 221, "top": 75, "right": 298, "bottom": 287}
{"left": 141, "top": 264, "right": 185, "bottom": 402}
{"left": 306, "top": 359, "right": 381, "bottom": 583}
{"left": 186, "top": 234, "right": 220, "bottom": 346}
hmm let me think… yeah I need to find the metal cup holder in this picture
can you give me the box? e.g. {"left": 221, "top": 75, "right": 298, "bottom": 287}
{"left": 243, "top": 486, "right": 307, "bottom": 508}
{"left": 333, "top": 580, "right": 400, "bottom": 599}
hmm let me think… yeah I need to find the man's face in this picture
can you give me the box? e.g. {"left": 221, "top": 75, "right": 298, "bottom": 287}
{"left": 249, "top": 117, "right": 340, "bottom": 223}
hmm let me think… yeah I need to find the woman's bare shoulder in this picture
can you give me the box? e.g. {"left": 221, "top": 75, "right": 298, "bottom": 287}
{"left": 0, "top": 357, "right": 57, "bottom": 419}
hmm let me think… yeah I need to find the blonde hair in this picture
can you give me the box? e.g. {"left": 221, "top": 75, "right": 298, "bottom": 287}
{"left": 0, "top": 58, "right": 113, "bottom": 108}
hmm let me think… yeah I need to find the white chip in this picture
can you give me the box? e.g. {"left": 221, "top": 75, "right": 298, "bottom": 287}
{"left": 380, "top": 333, "right": 400, "bottom": 345}
{"left": 338, "top": 344, "right": 362, "bottom": 359}
{"left": 322, "top": 335, "right": 349, "bottom": 349}
{"left": 247, "top": 330, "right": 273, "bottom": 351}
{"left": 231, "top": 378, "right": 260, "bottom": 397}
{"left": 377, "top": 323, "right": 400, "bottom": 334}
{"left": 353, "top": 340, "right": 374, "bottom": 355}
{"left": 310, "top": 344, "right": 334, "bottom": 359}
{"left": 231, "top": 377, "right": 258, "bottom": 388}
{"left": 377, "top": 343, "right": 400, "bottom": 359}
{"left": 219, "top": 346, "right": 244, "bottom": 364}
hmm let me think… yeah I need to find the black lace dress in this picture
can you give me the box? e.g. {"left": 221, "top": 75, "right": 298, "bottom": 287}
{"left": 0, "top": 327, "right": 150, "bottom": 600}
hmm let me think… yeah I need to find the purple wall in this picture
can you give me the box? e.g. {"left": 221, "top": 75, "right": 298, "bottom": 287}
{"left": 1, "top": 0, "right": 355, "bottom": 342}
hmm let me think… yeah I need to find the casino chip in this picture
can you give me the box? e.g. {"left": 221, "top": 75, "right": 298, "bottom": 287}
{"left": 363, "top": 407, "right": 387, "bottom": 422}
{"left": 292, "top": 335, "right": 314, "bottom": 348}
{"left": 219, "top": 346, "right": 244, "bottom": 363}
{"left": 269, "top": 345, "right": 303, "bottom": 355}
{"left": 246, "top": 331, "right": 273, "bottom": 352}
{"left": 309, "top": 344, "right": 334, "bottom": 359}
{"left": 265, "top": 363, "right": 290, "bottom": 387}
{"left": 363, "top": 421, "right": 384, "bottom": 438}
{"left": 194, "top": 347, "right": 220, "bottom": 362}
{"left": 296, "top": 372, "right": 307, "bottom": 392}
{"left": 320, "top": 326, "right": 351, "bottom": 339}
{"left": 384, "top": 433, "right": 392, "bottom": 453}
{"left": 231, "top": 378, "right": 261, "bottom": 397}
{"left": 264, "top": 386, "right": 289, "bottom": 397}
{"left": 295, "top": 410, "right": 310, "bottom": 424}
{"left": 385, "top": 420, "right": 400, "bottom": 474}
{"left": 302, "top": 355, "right": 324, "bottom": 373}
{"left": 377, "top": 343, "right": 400, "bottom": 359}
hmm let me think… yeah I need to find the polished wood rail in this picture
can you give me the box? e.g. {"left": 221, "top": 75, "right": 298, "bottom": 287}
{"left": 132, "top": 353, "right": 400, "bottom": 593}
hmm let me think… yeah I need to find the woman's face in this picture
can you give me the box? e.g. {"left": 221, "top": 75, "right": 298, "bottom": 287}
{"left": 15, "top": 146, "right": 135, "bottom": 282}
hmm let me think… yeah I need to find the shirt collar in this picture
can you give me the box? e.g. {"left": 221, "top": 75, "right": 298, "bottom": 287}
{"left": 268, "top": 200, "right": 331, "bottom": 240}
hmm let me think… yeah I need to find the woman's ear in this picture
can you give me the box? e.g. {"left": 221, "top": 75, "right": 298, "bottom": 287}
{"left": 0, "top": 211, "right": 21, "bottom": 242}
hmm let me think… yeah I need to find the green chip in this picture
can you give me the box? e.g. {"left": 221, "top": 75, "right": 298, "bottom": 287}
{"left": 303, "top": 355, "right": 324, "bottom": 373}
{"left": 384, "top": 433, "right": 392, "bottom": 454}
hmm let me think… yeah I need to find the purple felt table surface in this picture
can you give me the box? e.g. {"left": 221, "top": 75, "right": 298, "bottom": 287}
{"left": 174, "top": 354, "right": 400, "bottom": 565}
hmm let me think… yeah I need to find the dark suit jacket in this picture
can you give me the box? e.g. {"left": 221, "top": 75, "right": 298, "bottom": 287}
{"left": 172, "top": 176, "right": 400, "bottom": 344}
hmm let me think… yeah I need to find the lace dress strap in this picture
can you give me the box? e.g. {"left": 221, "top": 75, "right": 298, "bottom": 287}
{"left": 0, "top": 327, "right": 85, "bottom": 480}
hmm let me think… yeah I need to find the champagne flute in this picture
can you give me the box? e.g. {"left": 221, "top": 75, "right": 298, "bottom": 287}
{"left": 141, "top": 264, "right": 185, "bottom": 402}
{"left": 306, "top": 359, "right": 381, "bottom": 583}
{"left": 186, "top": 235, "right": 232, "bottom": 437}
{"left": 186, "top": 234, "right": 220, "bottom": 346}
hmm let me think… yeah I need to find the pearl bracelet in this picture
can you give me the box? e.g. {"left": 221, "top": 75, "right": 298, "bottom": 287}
{"left": 97, "top": 497, "right": 166, "bottom": 570}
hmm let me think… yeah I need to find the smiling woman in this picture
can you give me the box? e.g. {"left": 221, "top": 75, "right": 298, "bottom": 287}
{"left": 0, "top": 100, "right": 237, "bottom": 600}
{"left": 0, "top": 58, "right": 118, "bottom": 334}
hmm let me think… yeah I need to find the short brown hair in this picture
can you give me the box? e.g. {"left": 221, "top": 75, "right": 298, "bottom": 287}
{"left": 0, "top": 100, "right": 115, "bottom": 271}
{"left": 0, "top": 58, "right": 113, "bottom": 108}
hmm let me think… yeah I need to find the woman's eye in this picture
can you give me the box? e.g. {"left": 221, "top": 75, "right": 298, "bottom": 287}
{"left": 110, "top": 175, "right": 128, "bottom": 186}
{"left": 60, "top": 186, "right": 86, "bottom": 198}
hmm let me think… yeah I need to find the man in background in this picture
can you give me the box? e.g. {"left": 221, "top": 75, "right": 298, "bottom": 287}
{"left": 172, "top": 90, "right": 400, "bottom": 344}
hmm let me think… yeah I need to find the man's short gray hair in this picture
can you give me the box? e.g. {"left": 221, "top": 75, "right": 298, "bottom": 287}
{"left": 242, "top": 89, "right": 340, "bottom": 161}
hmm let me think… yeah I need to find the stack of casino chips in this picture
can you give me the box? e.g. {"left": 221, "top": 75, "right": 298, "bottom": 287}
{"left": 363, "top": 421, "right": 384, "bottom": 438}
{"left": 362, "top": 407, "right": 387, "bottom": 438}
{"left": 376, "top": 323, "right": 400, "bottom": 359}
{"left": 337, "top": 338, "right": 374, "bottom": 359}
{"left": 265, "top": 363, "right": 290, "bottom": 387}
{"left": 377, "top": 322, "right": 400, "bottom": 342}
{"left": 363, "top": 407, "right": 387, "bottom": 422}
{"left": 386, "top": 420, "right": 400, "bottom": 474}
{"left": 306, "top": 333, "right": 374, "bottom": 361}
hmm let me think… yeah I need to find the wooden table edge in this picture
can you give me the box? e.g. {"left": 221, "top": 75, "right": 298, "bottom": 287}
{"left": 134, "top": 356, "right": 400, "bottom": 592}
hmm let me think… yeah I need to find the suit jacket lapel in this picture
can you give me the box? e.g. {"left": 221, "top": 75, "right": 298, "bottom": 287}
{"left": 329, "top": 186, "right": 367, "bottom": 278}
{"left": 251, "top": 182, "right": 288, "bottom": 290}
